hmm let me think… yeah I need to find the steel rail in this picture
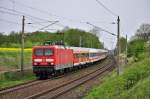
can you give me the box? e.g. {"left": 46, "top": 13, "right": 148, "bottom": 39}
{"left": 26, "top": 62, "right": 115, "bottom": 99}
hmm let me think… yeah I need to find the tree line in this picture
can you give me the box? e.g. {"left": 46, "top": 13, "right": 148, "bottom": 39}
{"left": 0, "top": 29, "right": 103, "bottom": 49}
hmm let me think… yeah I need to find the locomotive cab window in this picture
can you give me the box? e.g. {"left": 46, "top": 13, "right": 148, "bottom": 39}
{"left": 35, "top": 48, "right": 43, "bottom": 56}
{"left": 34, "top": 48, "right": 53, "bottom": 56}
{"left": 45, "top": 49, "right": 53, "bottom": 56}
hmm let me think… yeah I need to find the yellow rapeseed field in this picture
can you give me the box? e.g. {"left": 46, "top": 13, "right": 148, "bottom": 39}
{"left": 0, "top": 48, "right": 32, "bottom": 52}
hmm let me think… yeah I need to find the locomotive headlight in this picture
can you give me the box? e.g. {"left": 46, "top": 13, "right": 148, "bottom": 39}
{"left": 34, "top": 63, "right": 38, "bottom": 65}
{"left": 46, "top": 59, "right": 54, "bottom": 62}
{"left": 34, "top": 59, "right": 42, "bottom": 62}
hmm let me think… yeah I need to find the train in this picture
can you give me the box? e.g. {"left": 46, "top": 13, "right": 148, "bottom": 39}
{"left": 32, "top": 42, "right": 108, "bottom": 79}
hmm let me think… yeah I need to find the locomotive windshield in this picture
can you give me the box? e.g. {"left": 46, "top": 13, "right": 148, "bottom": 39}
{"left": 45, "top": 49, "right": 53, "bottom": 56}
{"left": 35, "top": 48, "right": 43, "bottom": 56}
{"left": 35, "top": 48, "right": 53, "bottom": 56}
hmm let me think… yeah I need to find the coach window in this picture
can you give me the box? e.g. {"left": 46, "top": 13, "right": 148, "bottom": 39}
{"left": 81, "top": 53, "right": 84, "bottom": 58}
{"left": 74, "top": 53, "right": 79, "bottom": 59}
{"left": 85, "top": 53, "right": 88, "bottom": 58}
{"left": 45, "top": 49, "right": 54, "bottom": 56}
{"left": 76, "top": 53, "right": 79, "bottom": 58}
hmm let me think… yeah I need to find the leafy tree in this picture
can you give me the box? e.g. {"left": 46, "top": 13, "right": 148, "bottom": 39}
{"left": 135, "top": 24, "right": 150, "bottom": 42}
{"left": 0, "top": 33, "right": 4, "bottom": 45}
{"left": 64, "top": 29, "right": 102, "bottom": 48}
{"left": 127, "top": 39, "right": 145, "bottom": 61}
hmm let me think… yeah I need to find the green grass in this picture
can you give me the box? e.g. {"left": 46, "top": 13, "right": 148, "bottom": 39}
{"left": 84, "top": 58, "right": 150, "bottom": 99}
{"left": 122, "top": 76, "right": 150, "bottom": 99}
{"left": 0, "top": 49, "right": 35, "bottom": 89}
{"left": 0, "top": 50, "right": 32, "bottom": 69}
{"left": 0, "top": 71, "right": 36, "bottom": 89}
{"left": 0, "top": 50, "right": 36, "bottom": 89}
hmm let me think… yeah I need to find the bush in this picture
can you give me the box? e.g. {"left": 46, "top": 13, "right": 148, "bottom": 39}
{"left": 127, "top": 39, "right": 144, "bottom": 59}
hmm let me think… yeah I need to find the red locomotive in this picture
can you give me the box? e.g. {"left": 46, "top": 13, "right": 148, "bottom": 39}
{"left": 32, "top": 41, "right": 108, "bottom": 79}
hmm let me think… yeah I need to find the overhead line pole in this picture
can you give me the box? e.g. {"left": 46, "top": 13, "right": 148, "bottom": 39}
{"left": 117, "top": 16, "right": 120, "bottom": 75}
{"left": 125, "top": 34, "right": 128, "bottom": 64}
{"left": 21, "top": 15, "right": 25, "bottom": 76}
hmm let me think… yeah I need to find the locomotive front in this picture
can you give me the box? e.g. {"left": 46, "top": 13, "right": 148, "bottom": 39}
{"left": 32, "top": 46, "right": 55, "bottom": 78}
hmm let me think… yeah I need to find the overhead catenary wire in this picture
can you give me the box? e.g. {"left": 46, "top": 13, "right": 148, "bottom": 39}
{"left": 95, "top": 0, "right": 118, "bottom": 17}
{"left": 26, "top": 17, "right": 63, "bottom": 31}
{"left": 37, "top": 21, "right": 59, "bottom": 31}
{"left": 0, "top": 11, "right": 42, "bottom": 27}
{"left": 86, "top": 22, "right": 117, "bottom": 36}
{"left": 0, "top": 12, "right": 43, "bottom": 29}
{"left": 7, "top": 0, "right": 79, "bottom": 22}
{"left": 6, "top": 0, "right": 118, "bottom": 25}
{"left": 0, "top": 10, "right": 20, "bottom": 16}
{"left": 7, "top": 0, "right": 118, "bottom": 29}
{"left": 7, "top": 0, "right": 107, "bottom": 25}
{"left": 0, "top": 6, "right": 60, "bottom": 30}
{"left": 8, "top": 0, "right": 54, "bottom": 16}
{"left": 0, "top": 6, "right": 56, "bottom": 23}
{"left": 0, "top": 18, "right": 20, "bottom": 25}
{"left": 5, "top": 0, "right": 118, "bottom": 34}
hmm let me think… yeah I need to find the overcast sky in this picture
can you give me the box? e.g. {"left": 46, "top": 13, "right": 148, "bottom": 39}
{"left": 0, "top": 0, "right": 150, "bottom": 49}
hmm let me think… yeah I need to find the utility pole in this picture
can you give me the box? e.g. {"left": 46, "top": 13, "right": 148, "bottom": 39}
{"left": 125, "top": 34, "right": 128, "bottom": 64}
{"left": 21, "top": 16, "right": 25, "bottom": 76}
{"left": 117, "top": 16, "right": 120, "bottom": 75}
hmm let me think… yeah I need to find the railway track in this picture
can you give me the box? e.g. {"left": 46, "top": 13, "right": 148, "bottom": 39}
{"left": 0, "top": 74, "right": 67, "bottom": 92}
{"left": 0, "top": 58, "right": 115, "bottom": 99}
{"left": 0, "top": 80, "right": 37, "bottom": 91}
{"left": 0, "top": 72, "right": 75, "bottom": 99}
{"left": 0, "top": 66, "right": 82, "bottom": 92}
{"left": 26, "top": 61, "right": 115, "bottom": 99}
